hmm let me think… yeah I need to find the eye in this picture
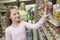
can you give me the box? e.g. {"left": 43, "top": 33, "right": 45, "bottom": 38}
{"left": 14, "top": 13, "right": 16, "bottom": 16}
{"left": 17, "top": 12, "right": 19, "bottom": 14}
{"left": 17, "top": 13, "right": 19, "bottom": 15}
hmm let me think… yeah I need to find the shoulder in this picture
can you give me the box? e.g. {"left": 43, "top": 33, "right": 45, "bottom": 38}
{"left": 21, "top": 21, "right": 27, "bottom": 25}
{"left": 5, "top": 26, "right": 12, "bottom": 32}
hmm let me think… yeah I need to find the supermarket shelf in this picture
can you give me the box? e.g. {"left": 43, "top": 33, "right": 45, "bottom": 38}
{"left": 43, "top": 24, "right": 60, "bottom": 40}
{"left": 39, "top": 14, "right": 60, "bottom": 27}
{"left": 48, "top": 19, "right": 60, "bottom": 27}
{"left": 47, "top": 20, "right": 60, "bottom": 33}
{"left": 0, "top": 0, "right": 16, "bottom": 3}
{"left": 39, "top": 14, "right": 60, "bottom": 40}
{"left": 37, "top": 27, "right": 48, "bottom": 40}
{"left": 0, "top": 0, "right": 33, "bottom": 3}
{"left": 0, "top": 0, "right": 36, "bottom": 5}
{"left": 35, "top": 0, "right": 60, "bottom": 40}
{"left": 0, "top": 10, "right": 6, "bottom": 13}
{"left": 42, "top": 25, "right": 56, "bottom": 40}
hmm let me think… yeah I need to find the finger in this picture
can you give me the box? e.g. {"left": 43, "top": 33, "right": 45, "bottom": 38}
{"left": 47, "top": 14, "right": 51, "bottom": 17}
{"left": 44, "top": 7, "right": 47, "bottom": 15}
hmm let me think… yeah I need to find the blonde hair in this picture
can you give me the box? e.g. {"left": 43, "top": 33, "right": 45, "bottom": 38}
{"left": 6, "top": 6, "right": 18, "bottom": 27}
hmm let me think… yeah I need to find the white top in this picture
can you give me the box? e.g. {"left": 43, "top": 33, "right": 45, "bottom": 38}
{"left": 5, "top": 16, "right": 46, "bottom": 40}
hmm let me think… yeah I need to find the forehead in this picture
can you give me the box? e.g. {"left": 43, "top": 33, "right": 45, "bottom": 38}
{"left": 10, "top": 9, "right": 18, "bottom": 13}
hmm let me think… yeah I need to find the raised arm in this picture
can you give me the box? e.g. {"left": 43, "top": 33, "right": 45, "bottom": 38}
{"left": 24, "top": 15, "right": 47, "bottom": 29}
{"left": 24, "top": 7, "right": 50, "bottom": 29}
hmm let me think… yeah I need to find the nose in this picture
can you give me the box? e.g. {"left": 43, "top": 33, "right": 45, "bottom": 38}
{"left": 16, "top": 14, "right": 20, "bottom": 17}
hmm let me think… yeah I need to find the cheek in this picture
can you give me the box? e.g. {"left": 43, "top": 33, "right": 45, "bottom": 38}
{"left": 10, "top": 15, "right": 15, "bottom": 20}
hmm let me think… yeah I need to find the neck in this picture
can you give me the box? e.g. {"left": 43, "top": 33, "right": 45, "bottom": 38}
{"left": 21, "top": 7, "right": 25, "bottom": 11}
{"left": 11, "top": 21, "right": 20, "bottom": 27}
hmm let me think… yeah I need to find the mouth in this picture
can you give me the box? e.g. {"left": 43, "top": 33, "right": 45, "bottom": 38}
{"left": 15, "top": 17, "right": 20, "bottom": 19}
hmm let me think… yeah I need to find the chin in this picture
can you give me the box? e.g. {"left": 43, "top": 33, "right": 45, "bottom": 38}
{"left": 16, "top": 21, "right": 20, "bottom": 23}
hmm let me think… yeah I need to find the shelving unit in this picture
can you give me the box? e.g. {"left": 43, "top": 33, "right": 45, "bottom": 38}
{"left": 34, "top": 0, "right": 60, "bottom": 40}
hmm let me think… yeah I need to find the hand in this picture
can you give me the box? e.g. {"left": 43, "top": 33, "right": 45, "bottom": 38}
{"left": 43, "top": 7, "right": 51, "bottom": 18}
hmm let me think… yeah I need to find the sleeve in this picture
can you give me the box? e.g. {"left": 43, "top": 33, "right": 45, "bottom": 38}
{"left": 25, "top": 16, "right": 47, "bottom": 29}
{"left": 5, "top": 28, "right": 12, "bottom": 40}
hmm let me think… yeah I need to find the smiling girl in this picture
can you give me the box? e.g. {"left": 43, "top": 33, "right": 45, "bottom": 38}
{"left": 5, "top": 6, "right": 50, "bottom": 40}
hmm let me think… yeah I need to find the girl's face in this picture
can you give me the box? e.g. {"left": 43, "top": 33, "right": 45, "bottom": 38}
{"left": 20, "top": 3, "right": 25, "bottom": 9}
{"left": 9, "top": 9, "right": 20, "bottom": 22}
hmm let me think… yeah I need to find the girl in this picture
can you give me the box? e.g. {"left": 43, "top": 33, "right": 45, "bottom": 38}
{"left": 5, "top": 6, "right": 50, "bottom": 40}
{"left": 18, "top": 2, "right": 28, "bottom": 21}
